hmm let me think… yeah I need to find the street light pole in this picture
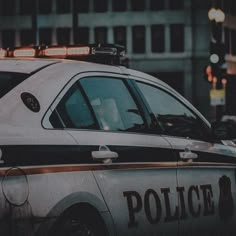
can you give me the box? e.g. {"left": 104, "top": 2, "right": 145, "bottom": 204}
{"left": 208, "top": 6, "right": 226, "bottom": 121}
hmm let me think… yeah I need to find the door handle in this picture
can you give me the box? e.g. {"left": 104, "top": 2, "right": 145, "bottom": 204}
{"left": 179, "top": 148, "right": 198, "bottom": 161}
{"left": 92, "top": 145, "right": 118, "bottom": 164}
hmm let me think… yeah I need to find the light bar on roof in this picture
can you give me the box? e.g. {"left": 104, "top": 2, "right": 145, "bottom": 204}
{"left": 0, "top": 49, "right": 6, "bottom": 58}
{"left": 0, "top": 44, "right": 127, "bottom": 66}
{"left": 91, "top": 47, "right": 117, "bottom": 55}
{"left": 13, "top": 48, "right": 36, "bottom": 57}
{"left": 44, "top": 47, "right": 67, "bottom": 57}
{"left": 67, "top": 46, "right": 90, "bottom": 56}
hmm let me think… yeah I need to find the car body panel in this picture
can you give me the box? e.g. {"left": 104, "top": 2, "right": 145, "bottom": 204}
{"left": 0, "top": 58, "right": 236, "bottom": 236}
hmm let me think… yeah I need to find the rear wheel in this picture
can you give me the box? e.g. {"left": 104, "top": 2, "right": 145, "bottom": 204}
{"left": 51, "top": 205, "right": 108, "bottom": 236}
{"left": 58, "top": 217, "right": 96, "bottom": 236}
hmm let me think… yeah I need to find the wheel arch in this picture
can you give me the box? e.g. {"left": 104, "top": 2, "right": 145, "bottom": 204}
{"left": 35, "top": 191, "right": 115, "bottom": 236}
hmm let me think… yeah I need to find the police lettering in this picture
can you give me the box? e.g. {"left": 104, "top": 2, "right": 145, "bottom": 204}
{"left": 123, "top": 184, "right": 214, "bottom": 227}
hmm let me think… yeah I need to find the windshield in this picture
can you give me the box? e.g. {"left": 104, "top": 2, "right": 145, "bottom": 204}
{"left": 0, "top": 72, "right": 29, "bottom": 98}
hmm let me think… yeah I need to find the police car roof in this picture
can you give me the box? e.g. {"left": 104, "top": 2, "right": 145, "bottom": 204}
{"left": 0, "top": 58, "right": 60, "bottom": 73}
{"left": 0, "top": 58, "right": 172, "bottom": 90}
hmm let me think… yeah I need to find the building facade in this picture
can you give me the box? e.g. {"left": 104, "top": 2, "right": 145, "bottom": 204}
{"left": 221, "top": 0, "right": 236, "bottom": 115}
{"left": 0, "top": 0, "right": 212, "bottom": 119}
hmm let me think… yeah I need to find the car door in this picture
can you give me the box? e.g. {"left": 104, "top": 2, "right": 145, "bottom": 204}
{"left": 135, "top": 79, "right": 236, "bottom": 236}
{"left": 46, "top": 72, "right": 179, "bottom": 236}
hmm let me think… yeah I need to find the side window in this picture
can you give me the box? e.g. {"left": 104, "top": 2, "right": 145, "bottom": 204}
{"left": 136, "top": 82, "right": 209, "bottom": 139}
{"left": 80, "top": 77, "right": 145, "bottom": 132}
{"left": 49, "top": 83, "right": 96, "bottom": 129}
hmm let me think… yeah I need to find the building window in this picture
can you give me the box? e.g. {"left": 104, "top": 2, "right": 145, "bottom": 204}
{"left": 192, "top": 0, "right": 210, "bottom": 10}
{"left": 74, "top": 27, "right": 89, "bottom": 44}
{"left": 39, "top": 28, "right": 52, "bottom": 45}
{"left": 112, "top": 0, "right": 126, "bottom": 12}
{"left": 20, "top": 29, "right": 36, "bottom": 46}
{"left": 57, "top": 28, "right": 71, "bottom": 45}
{"left": 150, "top": 0, "right": 165, "bottom": 11}
{"left": 94, "top": 0, "right": 108, "bottom": 12}
{"left": 2, "top": 30, "right": 15, "bottom": 48}
{"left": 95, "top": 27, "right": 107, "bottom": 44}
{"left": 231, "top": 30, "right": 236, "bottom": 56}
{"left": 38, "top": 0, "right": 52, "bottom": 14}
{"left": 75, "top": 0, "right": 89, "bottom": 13}
{"left": 1, "top": 0, "right": 16, "bottom": 16}
{"left": 56, "top": 0, "right": 71, "bottom": 13}
{"left": 170, "top": 24, "right": 184, "bottom": 52}
{"left": 232, "top": 1, "right": 236, "bottom": 16}
{"left": 113, "top": 27, "right": 126, "bottom": 48}
{"left": 151, "top": 25, "right": 165, "bottom": 53}
{"left": 132, "top": 26, "right": 145, "bottom": 53}
{"left": 20, "top": 0, "right": 35, "bottom": 15}
{"left": 169, "top": 0, "right": 184, "bottom": 10}
{"left": 131, "top": 0, "right": 145, "bottom": 11}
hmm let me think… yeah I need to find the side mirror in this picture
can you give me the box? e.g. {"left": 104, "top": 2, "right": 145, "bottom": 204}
{"left": 211, "top": 120, "right": 236, "bottom": 140}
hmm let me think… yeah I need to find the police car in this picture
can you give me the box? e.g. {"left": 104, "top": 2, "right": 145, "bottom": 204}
{"left": 0, "top": 44, "right": 235, "bottom": 236}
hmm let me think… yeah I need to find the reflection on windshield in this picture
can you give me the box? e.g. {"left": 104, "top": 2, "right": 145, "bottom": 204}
{"left": 158, "top": 114, "right": 203, "bottom": 139}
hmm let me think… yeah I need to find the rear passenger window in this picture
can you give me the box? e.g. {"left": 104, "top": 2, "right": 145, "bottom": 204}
{"left": 49, "top": 84, "right": 97, "bottom": 129}
{"left": 80, "top": 77, "right": 145, "bottom": 132}
{"left": 136, "top": 81, "right": 209, "bottom": 139}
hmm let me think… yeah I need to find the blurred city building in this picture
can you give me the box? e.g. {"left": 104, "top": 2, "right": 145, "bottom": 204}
{"left": 221, "top": 0, "right": 236, "bottom": 116}
{"left": 0, "top": 0, "right": 212, "bottom": 119}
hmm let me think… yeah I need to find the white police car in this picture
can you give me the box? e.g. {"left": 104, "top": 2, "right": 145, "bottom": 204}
{"left": 0, "top": 45, "right": 235, "bottom": 236}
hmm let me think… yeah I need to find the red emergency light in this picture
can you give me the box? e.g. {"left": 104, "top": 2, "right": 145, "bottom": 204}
{"left": 13, "top": 48, "right": 36, "bottom": 57}
{"left": 0, "top": 48, "right": 7, "bottom": 58}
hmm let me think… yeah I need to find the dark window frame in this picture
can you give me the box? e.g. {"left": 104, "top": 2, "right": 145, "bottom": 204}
{"left": 132, "top": 26, "right": 146, "bottom": 54}
{"left": 56, "top": 0, "right": 71, "bottom": 14}
{"left": 74, "top": 27, "right": 90, "bottom": 44}
{"left": 151, "top": 25, "right": 165, "bottom": 53}
{"left": 113, "top": 26, "right": 127, "bottom": 48}
{"left": 19, "top": 0, "right": 35, "bottom": 15}
{"left": 75, "top": 0, "right": 90, "bottom": 13}
{"left": 39, "top": 28, "right": 52, "bottom": 45}
{"left": 168, "top": 0, "right": 184, "bottom": 10}
{"left": 150, "top": 0, "right": 165, "bottom": 11}
{"left": 0, "top": 0, "right": 16, "bottom": 16}
{"left": 130, "top": 0, "right": 146, "bottom": 11}
{"left": 2, "top": 30, "right": 15, "bottom": 48}
{"left": 170, "top": 24, "right": 184, "bottom": 53}
{"left": 112, "top": 0, "right": 127, "bottom": 12}
{"left": 93, "top": 0, "right": 108, "bottom": 12}
{"left": 20, "top": 29, "right": 36, "bottom": 46}
{"left": 94, "top": 27, "right": 107, "bottom": 44}
{"left": 38, "top": 0, "right": 53, "bottom": 14}
{"left": 56, "top": 28, "right": 71, "bottom": 45}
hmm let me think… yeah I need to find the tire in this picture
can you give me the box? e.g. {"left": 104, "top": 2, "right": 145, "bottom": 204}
{"left": 51, "top": 206, "right": 108, "bottom": 236}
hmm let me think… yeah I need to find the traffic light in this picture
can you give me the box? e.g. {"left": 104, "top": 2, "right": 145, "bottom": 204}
{"left": 204, "top": 65, "right": 213, "bottom": 83}
{"left": 206, "top": 41, "right": 226, "bottom": 87}
{"left": 210, "top": 42, "right": 225, "bottom": 69}
{"left": 204, "top": 64, "right": 227, "bottom": 87}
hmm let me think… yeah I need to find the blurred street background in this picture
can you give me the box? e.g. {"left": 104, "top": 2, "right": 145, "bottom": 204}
{"left": 0, "top": 0, "right": 235, "bottom": 122}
